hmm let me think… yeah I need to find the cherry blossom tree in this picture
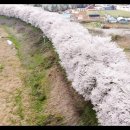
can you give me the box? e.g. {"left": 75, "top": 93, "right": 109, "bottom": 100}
{"left": 0, "top": 4, "right": 130, "bottom": 126}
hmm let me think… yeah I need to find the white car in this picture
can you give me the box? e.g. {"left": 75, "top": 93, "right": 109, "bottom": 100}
{"left": 107, "top": 17, "right": 117, "bottom": 23}
{"left": 117, "top": 17, "right": 128, "bottom": 24}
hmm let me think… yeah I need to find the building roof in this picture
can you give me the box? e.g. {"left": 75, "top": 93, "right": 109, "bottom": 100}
{"left": 89, "top": 14, "right": 100, "bottom": 17}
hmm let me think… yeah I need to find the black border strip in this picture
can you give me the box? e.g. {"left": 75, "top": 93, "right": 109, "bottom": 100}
{"left": 1, "top": 0, "right": 130, "bottom": 4}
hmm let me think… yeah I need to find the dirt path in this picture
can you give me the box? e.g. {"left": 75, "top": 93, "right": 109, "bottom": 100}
{"left": 0, "top": 27, "right": 25, "bottom": 125}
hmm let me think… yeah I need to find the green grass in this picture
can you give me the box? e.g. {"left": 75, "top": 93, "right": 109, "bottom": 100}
{"left": 80, "top": 102, "right": 98, "bottom": 126}
{"left": 2, "top": 25, "right": 50, "bottom": 125}
{"left": 15, "top": 89, "right": 24, "bottom": 120}
{"left": 8, "top": 35, "right": 21, "bottom": 50}
{"left": 2, "top": 25, "right": 21, "bottom": 58}
{"left": 0, "top": 15, "right": 8, "bottom": 19}
{"left": 124, "top": 48, "right": 130, "bottom": 52}
{"left": 2, "top": 26, "right": 19, "bottom": 48}
{"left": 4, "top": 24, "right": 65, "bottom": 125}
{"left": 35, "top": 114, "right": 64, "bottom": 126}
{"left": 2, "top": 20, "right": 97, "bottom": 125}
{"left": 0, "top": 64, "right": 4, "bottom": 72}
{"left": 21, "top": 33, "right": 67, "bottom": 125}
{"left": 87, "top": 10, "right": 130, "bottom": 18}
{"left": 28, "top": 53, "right": 56, "bottom": 70}
{"left": 25, "top": 69, "right": 48, "bottom": 112}
{"left": 83, "top": 22, "right": 102, "bottom": 28}
{"left": 111, "top": 34, "right": 123, "bottom": 41}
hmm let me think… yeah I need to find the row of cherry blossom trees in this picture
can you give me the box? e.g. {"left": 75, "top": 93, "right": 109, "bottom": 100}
{"left": 0, "top": 4, "right": 130, "bottom": 125}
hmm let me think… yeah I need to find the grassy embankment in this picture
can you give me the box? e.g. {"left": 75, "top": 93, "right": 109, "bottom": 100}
{"left": 4, "top": 25, "right": 65, "bottom": 125}
{"left": 2, "top": 16, "right": 98, "bottom": 125}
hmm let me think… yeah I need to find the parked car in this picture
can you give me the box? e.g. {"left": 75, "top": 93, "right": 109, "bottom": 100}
{"left": 118, "top": 19, "right": 128, "bottom": 24}
{"left": 94, "top": 6, "right": 104, "bottom": 10}
{"left": 117, "top": 17, "right": 128, "bottom": 24}
{"left": 107, "top": 17, "right": 117, "bottom": 23}
{"left": 104, "top": 5, "right": 116, "bottom": 10}
{"left": 126, "top": 18, "right": 130, "bottom": 22}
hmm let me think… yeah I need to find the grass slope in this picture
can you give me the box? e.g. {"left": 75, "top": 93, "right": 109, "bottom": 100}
{"left": 0, "top": 16, "right": 98, "bottom": 126}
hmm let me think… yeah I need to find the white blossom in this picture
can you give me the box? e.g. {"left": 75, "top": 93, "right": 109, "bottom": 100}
{"left": 0, "top": 4, "right": 130, "bottom": 126}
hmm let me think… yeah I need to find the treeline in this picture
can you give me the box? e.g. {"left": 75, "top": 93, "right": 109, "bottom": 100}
{"left": 28, "top": 4, "right": 89, "bottom": 12}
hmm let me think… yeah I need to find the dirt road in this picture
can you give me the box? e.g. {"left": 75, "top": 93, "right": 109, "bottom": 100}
{"left": 0, "top": 27, "right": 25, "bottom": 125}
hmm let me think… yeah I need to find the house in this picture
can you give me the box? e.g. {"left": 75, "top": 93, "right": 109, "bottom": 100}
{"left": 76, "top": 4, "right": 89, "bottom": 8}
{"left": 89, "top": 14, "right": 100, "bottom": 19}
{"left": 86, "top": 4, "right": 95, "bottom": 10}
{"left": 104, "top": 5, "right": 116, "bottom": 10}
{"left": 116, "top": 5, "right": 130, "bottom": 11}
{"left": 94, "top": 6, "right": 104, "bottom": 10}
